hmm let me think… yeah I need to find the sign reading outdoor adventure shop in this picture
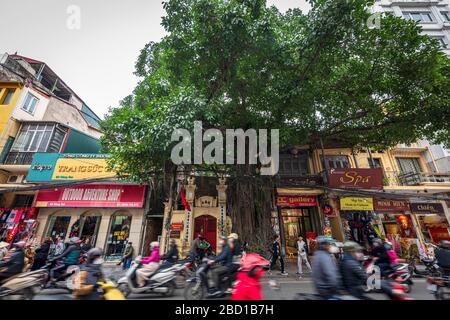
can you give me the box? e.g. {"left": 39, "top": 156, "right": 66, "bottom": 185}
{"left": 340, "top": 197, "right": 374, "bottom": 211}
{"left": 410, "top": 203, "right": 445, "bottom": 215}
{"left": 276, "top": 195, "right": 318, "bottom": 207}
{"left": 34, "top": 184, "right": 146, "bottom": 208}
{"left": 27, "top": 153, "right": 115, "bottom": 182}
{"left": 374, "top": 199, "right": 410, "bottom": 212}
{"left": 328, "top": 168, "right": 383, "bottom": 190}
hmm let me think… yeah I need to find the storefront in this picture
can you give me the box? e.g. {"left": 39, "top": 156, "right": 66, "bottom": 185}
{"left": 373, "top": 199, "right": 422, "bottom": 259}
{"left": 34, "top": 183, "right": 146, "bottom": 262}
{"left": 410, "top": 202, "right": 450, "bottom": 245}
{"left": 276, "top": 195, "right": 321, "bottom": 256}
{"left": 0, "top": 207, "right": 38, "bottom": 243}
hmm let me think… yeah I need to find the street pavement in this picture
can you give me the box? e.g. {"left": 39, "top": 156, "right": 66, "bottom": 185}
{"left": 33, "top": 263, "right": 435, "bottom": 300}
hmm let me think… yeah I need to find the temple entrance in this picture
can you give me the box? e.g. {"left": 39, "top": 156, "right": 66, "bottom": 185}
{"left": 194, "top": 215, "right": 217, "bottom": 253}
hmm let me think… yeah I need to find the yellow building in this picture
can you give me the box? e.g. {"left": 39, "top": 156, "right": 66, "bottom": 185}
{"left": 0, "top": 81, "right": 23, "bottom": 160}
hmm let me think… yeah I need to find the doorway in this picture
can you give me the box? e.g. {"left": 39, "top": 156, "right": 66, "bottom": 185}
{"left": 46, "top": 215, "right": 71, "bottom": 240}
{"left": 281, "top": 208, "right": 318, "bottom": 256}
{"left": 194, "top": 215, "right": 217, "bottom": 253}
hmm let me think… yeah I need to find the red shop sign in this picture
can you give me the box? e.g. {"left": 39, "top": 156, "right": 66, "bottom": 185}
{"left": 328, "top": 168, "right": 383, "bottom": 190}
{"left": 170, "top": 223, "right": 184, "bottom": 231}
{"left": 34, "top": 184, "right": 146, "bottom": 208}
{"left": 374, "top": 199, "right": 410, "bottom": 212}
{"left": 277, "top": 195, "right": 317, "bottom": 207}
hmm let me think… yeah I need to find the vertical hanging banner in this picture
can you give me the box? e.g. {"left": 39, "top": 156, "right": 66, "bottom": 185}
{"left": 180, "top": 189, "right": 191, "bottom": 241}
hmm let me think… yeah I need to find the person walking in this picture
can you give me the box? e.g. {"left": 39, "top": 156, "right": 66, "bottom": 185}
{"left": 119, "top": 242, "right": 134, "bottom": 270}
{"left": 296, "top": 236, "right": 311, "bottom": 278}
{"left": 269, "top": 234, "right": 287, "bottom": 276}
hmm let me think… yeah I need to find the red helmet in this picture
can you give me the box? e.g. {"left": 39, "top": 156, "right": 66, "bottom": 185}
{"left": 240, "top": 253, "right": 269, "bottom": 272}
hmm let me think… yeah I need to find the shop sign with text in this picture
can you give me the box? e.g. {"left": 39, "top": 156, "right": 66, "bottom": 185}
{"left": 374, "top": 199, "right": 410, "bottom": 212}
{"left": 277, "top": 195, "right": 318, "bottom": 207}
{"left": 328, "top": 168, "right": 383, "bottom": 190}
{"left": 27, "top": 153, "right": 115, "bottom": 182}
{"left": 34, "top": 184, "right": 145, "bottom": 208}
{"left": 340, "top": 197, "right": 374, "bottom": 211}
{"left": 410, "top": 203, "right": 445, "bottom": 215}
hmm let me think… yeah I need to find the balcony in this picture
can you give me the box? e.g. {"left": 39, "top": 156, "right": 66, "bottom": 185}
{"left": 384, "top": 171, "right": 450, "bottom": 186}
{"left": 3, "top": 152, "right": 35, "bottom": 165}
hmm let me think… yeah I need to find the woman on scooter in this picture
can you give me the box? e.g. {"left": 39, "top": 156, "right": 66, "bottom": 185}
{"left": 385, "top": 242, "right": 399, "bottom": 267}
{"left": 136, "top": 242, "right": 160, "bottom": 287}
{"left": 231, "top": 253, "right": 269, "bottom": 300}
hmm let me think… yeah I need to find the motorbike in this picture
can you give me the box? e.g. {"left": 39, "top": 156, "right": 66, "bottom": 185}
{"left": 408, "top": 256, "right": 440, "bottom": 277}
{"left": 427, "top": 271, "right": 450, "bottom": 300}
{"left": 363, "top": 256, "right": 413, "bottom": 293}
{"left": 183, "top": 258, "right": 239, "bottom": 300}
{"left": 117, "top": 256, "right": 179, "bottom": 298}
{"left": 0, "top": 268, "right": 48, "bottom": 300}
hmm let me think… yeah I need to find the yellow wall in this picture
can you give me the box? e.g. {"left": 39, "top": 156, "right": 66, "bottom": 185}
{"left": 0, "top": 83, "right": 23, "bottom": 151}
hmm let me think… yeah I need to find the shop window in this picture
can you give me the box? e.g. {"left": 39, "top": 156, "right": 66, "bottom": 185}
{"left": 46, "top": 215, "right": 71, "bottom": 240}
{"left": 12, "top": 194, "right": 34, "bottom": 208}
{"left": 1, "top": 88, "right": 15, "bottom": 105}
{"left": 105, "top": 214, "right": 132, "bottom": 261}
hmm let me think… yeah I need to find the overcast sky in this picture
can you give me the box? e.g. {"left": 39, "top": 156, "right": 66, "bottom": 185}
{"left": 1, "top": 0, "right": 310, "bottom": 118}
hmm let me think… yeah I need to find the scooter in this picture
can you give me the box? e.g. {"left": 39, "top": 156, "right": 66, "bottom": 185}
{"left": 427, "top": 270, "right": 450, "bottom": 300}
{"left": 183, "top": 258, "right": 238, "bottom": 300}
{"left": 363, "top": 256, "right": 413, "bottom": 293}
{"left": 0, "top": 268, "right": 48, "bottom": 300}
{"left": 117, "top": 256, "right": 179, "bottom": 298}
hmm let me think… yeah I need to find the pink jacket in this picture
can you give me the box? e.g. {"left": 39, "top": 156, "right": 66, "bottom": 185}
{"left": 387, "top": 249, "right": 399, "bottom": 266}
{"left": 141, "top": 247, "right": 160, "bottom": 265}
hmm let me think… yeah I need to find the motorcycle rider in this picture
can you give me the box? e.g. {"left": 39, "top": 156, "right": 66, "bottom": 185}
{"left": 339, "top": 241, "right": 369, "bottom": 300}
{"left": 30, "top": 237, "right": 53, "bottom": 271}
{"left": 161, "top": 239, "right": 179, "bottom": 266}
{"left": 73, "top": 248, "right": 105, "bottom": 300}
{"left": 0, "top": 241, "right": 26, "bottom": 282}
{"left": 371, "top": 238, "right": 391, "bottom": 276}
{"left": 311, "top": 236, "right": 342, "bottom": 300}
{"left": 435, "top": 240, "right": 450, "bottom": 275}
{"left": 208, "top": 235, "right": 233, "bottom": 295}
{"left": 231, "top": 253, "right": 270, "bottom": 300}
{"left": 136, "top": 241, "right": 160, "bottom": 287}
{"left": 189, "top": 234, "right": 206, "bottom": 262}
{"left": 48, "top": 237, "right": 82, "bottom": 283}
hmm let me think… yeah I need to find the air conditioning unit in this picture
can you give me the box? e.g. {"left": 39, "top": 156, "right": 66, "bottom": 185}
{"left": 7, "top": 175, "right": 25, "bottom": 184}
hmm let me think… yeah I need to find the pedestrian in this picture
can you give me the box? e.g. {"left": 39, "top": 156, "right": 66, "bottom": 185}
{"left": 31, "top": 237, "right": 53, "bottom": 271}
{"left": 269, "top": 234, "right": 288, "bottom": 276}
{"left": 118, "top": 241, "right": 134, "bottom": 270}
{"left": 296, "top": 236, "right": 311, "bottom": 278}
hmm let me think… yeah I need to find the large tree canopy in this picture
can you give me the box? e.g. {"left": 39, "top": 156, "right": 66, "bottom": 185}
{"left": 101, "top": 0, "right": 450, "bottom": 247}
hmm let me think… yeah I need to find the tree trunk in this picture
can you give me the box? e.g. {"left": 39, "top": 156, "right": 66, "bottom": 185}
{"left": 226, "top": 164, "right": 274, "bottom": 253}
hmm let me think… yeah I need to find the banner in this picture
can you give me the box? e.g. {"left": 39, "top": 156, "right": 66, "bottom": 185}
{"left": 340, "top": 197, "right": 374, "bottom": 211}
{"left": 35, "top": 184, "right": 146, "bottom": 208}
{"left": 328, "top": 168, "right": 383, "bottom": 190}
{"left": 410, "top": 203, "right": 445, "bottom": 215}
{"left": 276, "top": 195, "right": 317, "bottom": 207}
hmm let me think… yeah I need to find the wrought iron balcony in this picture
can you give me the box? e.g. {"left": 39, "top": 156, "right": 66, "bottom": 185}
{"left": 3, "top": 152, "right": 35, "bottom": 165}
{"left": 383, "top": 170, "right": 450, "bottom": 186}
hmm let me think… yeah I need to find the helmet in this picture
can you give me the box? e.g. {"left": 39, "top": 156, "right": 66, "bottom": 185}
{"left": 343, "top": 241, "right": 363, "bottom": 253}
{"left": 228, "top": 233, "right": 239, "bottom": 240}
{"left": 219, "top": 235, "right": 227, "bottom": 241}
{"left": 384, "top": 241, "right": 393, "bottom": 249}
{"left": 373, "top": 238, "right": 383, "bottom": 246}
{"left": 240, "top": 253, "right": 269, "bottom": 272}
{"left": 69, "top": 237, "right": 80, "bottom": 244}
{"left": 316, "top": 236, "right": 334, "bottom": 245}
{"left": 87, "top": 248, "right": 103, "bottom": 260}
{"left": 439, "top": 240, "right": 450, "bottom": 249}
{"left": 150, "top": 241, "right": 159, "bottom": 250}
{"left": 13, "top": 241, "right": 26, "bottom": 249}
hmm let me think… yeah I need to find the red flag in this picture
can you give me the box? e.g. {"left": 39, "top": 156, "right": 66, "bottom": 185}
{"left": 180, "top": 189, "right": 191, "bottom": 212}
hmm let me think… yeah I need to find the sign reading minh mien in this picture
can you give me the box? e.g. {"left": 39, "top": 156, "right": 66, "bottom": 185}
{"left": 27, "top": 153, "right": 116, "bottom": 182}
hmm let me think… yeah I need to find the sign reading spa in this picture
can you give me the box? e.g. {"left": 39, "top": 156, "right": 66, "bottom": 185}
{"left": 27, "top": 153, "right": 115, "bottom": 182}
{"left": 34, "top": 184, "right": 146, "bottom": 208}
{"left": 328, "top": 168, "right": 383, "bottom": 190}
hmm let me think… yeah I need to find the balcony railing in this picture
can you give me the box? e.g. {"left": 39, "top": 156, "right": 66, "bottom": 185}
{"left": 3, "top": 152, "right": 35, "bottom": 165}
{"left": 384, "top": 171, "right": 450, "bottom": 186}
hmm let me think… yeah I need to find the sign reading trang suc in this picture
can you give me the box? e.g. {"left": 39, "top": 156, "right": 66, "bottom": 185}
{"left": 328, "top": 168, "right": 383, "bottom": 190}
{"left": 34, "top": 184, "right": 145, "bottom": 208}
{"left": 27, "top": 153, "right": 115, "bottom": 182}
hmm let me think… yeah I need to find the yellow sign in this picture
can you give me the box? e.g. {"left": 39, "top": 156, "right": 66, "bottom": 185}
{"left": 51, "top": 158, "right": 115, "bottom": 180}
{"left": 340, "top": 197, "right": 374, "bottom": 211}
